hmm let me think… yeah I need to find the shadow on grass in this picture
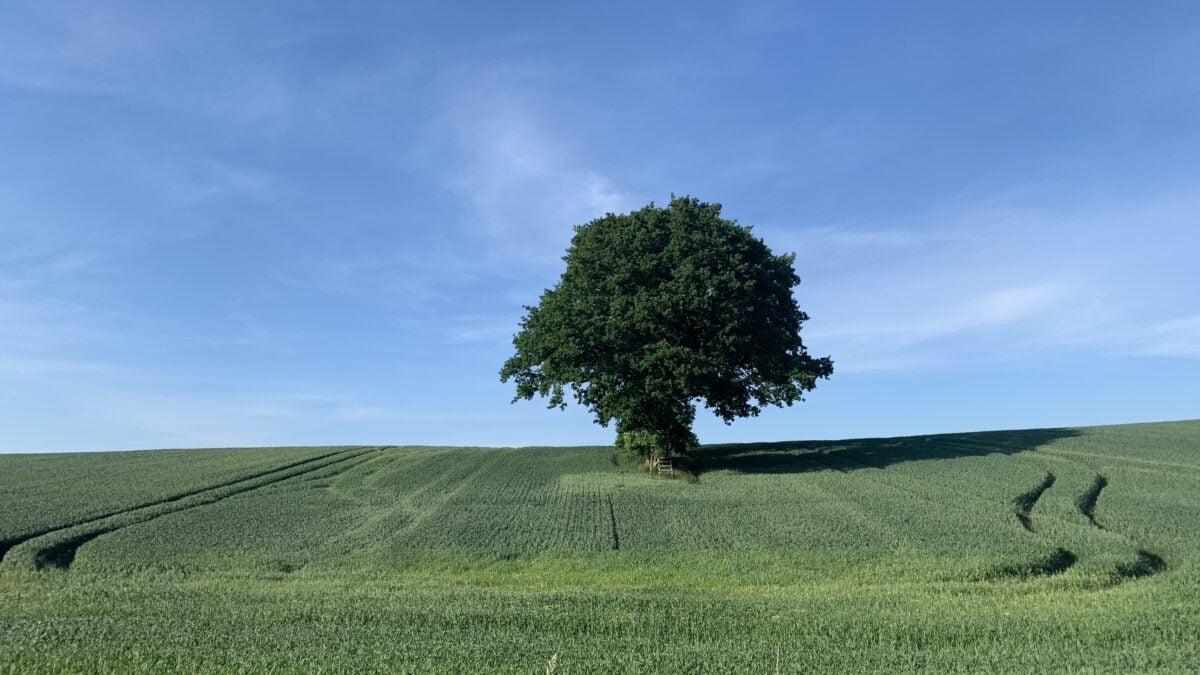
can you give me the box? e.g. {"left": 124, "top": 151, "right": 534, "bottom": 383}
{"left": 695, "top": 428, "right": 1080, "bottom": 476}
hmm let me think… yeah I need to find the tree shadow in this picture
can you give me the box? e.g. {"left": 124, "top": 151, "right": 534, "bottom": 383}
{"left": 695, "top": 428, "right": 1080, "bottom": 476}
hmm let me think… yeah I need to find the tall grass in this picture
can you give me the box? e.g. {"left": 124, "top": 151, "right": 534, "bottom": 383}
{"left": 1, "top": 421, "right": 1197, "bottom": 672}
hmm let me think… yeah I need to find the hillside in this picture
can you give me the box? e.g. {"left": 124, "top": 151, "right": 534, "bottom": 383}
{"left": 2, "top": 421, "right": 1198, "bottom": 672}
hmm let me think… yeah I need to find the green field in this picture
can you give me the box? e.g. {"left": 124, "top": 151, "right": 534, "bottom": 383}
{"left": 2, "top": 421, "right": 1198, "bottom": 672}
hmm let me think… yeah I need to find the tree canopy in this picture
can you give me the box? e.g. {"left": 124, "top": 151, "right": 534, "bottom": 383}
{"left": 500, "top": 196, "right": 833, "bottom": 458}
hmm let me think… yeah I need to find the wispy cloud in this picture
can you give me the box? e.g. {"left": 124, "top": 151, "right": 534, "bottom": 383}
{"left": 333, "top": 405, "right": 510, "bottom": 424}
{"left": 0, "top": 297, "right": 105, "bottom": 352}
{"left": 287, "top": 249, "right": 483, "bottom": 306}
{"left": 0, "top": 355, "right": 123, "bottom": 376}
{"left": 83, "top": 389, "right": 297, "bottom": 448}
{"left": 443, "top": 72, "right": 633, "bottom": 270}
{"left": 1, "top": 2, "right": 1196, "bottom": 450}
{"left": 817, "top": 283, "right": 1069, "bottom": 340}
{"left": 112, "top": 150, "right": 279, "bottom": 213}
{"left": 811, "top": 283, "right": 1072, "bottom": 372}
{"left": 439, "top": 314, "right": 521, "bottom": 345}
{"left": 0, "top": 3, "right": 164, "bottom": 95}
{"left": 0, "top": 4, "right": 331, "bottom": 135}
{"left": 788, "top": 181, "right": 1200, "bottom": 372}
{"left": 761, "top": 222, "right": 960, "bottom": 258}
{"left": 1127, "top": 315, "right": 1200, "bottom": 359}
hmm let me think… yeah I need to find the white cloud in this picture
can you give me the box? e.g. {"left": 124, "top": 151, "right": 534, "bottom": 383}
{"left": 809, "top": 283, "right": 1071, "bottom": 372}
{"left": 810, "top": 284, "right": 1069, "bottom": 340}
{"left": 441, "top": 314, "right": 520, "bottom": 345}
{"left": 968, "top": 284, "right": 1068, "bottom": 328}
{"left": 1139, "top": 315, "right": 1200, "bottom": 358}
{"left": 444, "top": 76, "right": 633, "bottom": 270}
{"left": 782, "top": 179, "right": 1200, "bottom": 373}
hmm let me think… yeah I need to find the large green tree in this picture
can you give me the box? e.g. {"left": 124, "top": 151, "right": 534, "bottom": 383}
{"left": 500, "top": 196, "right": 833, "bottom": 459}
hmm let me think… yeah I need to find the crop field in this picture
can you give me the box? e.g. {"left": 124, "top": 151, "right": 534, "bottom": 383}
{"left": 1, "top": 421, "right": 1198, "bottom": 672}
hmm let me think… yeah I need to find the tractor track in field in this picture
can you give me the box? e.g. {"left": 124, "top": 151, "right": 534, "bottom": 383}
{"left": 1071, "top": 472, "right": 1169, "bottom": 584}
{"left": 341, "top": 448, "right": 516, "bottom": 549}
{"left": 1077, "top": 474, "right": 1108, "bottom": 529}
{"left": 0, "top": 447, "right": 359, "bottom": 563}
{"left": 1014, "top": 473, "right": 1056, "bottom": 533}
{"left": 1003, "top": 468, "right": 1168, "bottom": 585}
{"left": 1115, "top": 549, "right": 1167, "bottom": 580}
{"left": 606, "top": 495, "right": 620, "bottom": 551}
{"left": 2, "top": 447, "right": 382, "bottom": 571}
{"left": 813, "top": 449, "right": 1167, "bottom": 586}
{"left": 1041, "top": 448, "right": 1200, "bottom": 474}
{"left": 808, "top": 450, "right": 1027, "bottom": 553}
{"left": 814, "top": 450, "right": 1081, "bottom": 581}
{"left": 986, "top": 547, "right": 1078, "bottom": 580}
{"left": 293, "top": 449, "right": 392, "bottom": 490}
{"left": 982, "top": 473, "right": 1081, "bottom": 580}
{"left": 817, "top": 450, "right": 1008, "bottom": 519}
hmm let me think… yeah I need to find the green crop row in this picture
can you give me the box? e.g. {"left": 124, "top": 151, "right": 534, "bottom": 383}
{"left": 0, "top": 445, "right": 359, "bottom": 545}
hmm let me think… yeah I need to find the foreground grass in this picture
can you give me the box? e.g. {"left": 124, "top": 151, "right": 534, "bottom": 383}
{"left": 3, "top": 563, "right": 1196, "bottom": 673}
{"left": 1, "top": 421, "right": 1198, "bottom": 672}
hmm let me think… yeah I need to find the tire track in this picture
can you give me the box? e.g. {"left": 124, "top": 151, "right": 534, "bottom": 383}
{"left": 1116, "top": 549, "right": 1167, "bottom": 580}
{"left": 716, "top": 451, "right": 902, "bottom": 550}
{"left": 816, "top": 451, "right": 1079, "bottom": 580}
{"left": 987, "top": 473, "right": 1080, "bottom": 580}
{"left": 804, "top": 450, "right": 1002, "bottom": 555}
{"left": 0, "top": 447, "right": 358, "bottom": 563}
{"left": 606, "top": 495, "right": 620, "bottom": 551}
{"left": 986, "top": 547, "right": 1077, "bottom": 581}
{"left": 821, "top": 450, "right": 1018, "bottom": 520}
{"left": 1072, "top": 472, "right": 1169, "bottom": 584}
{"left": 4, "top": 447, "right": 381, "bottom": 571}
{"left": 32, "top": 448, "right": 381, "bottom": 570}
{"left": 342, "top": 448, "right": 516, "bottom": 550}
{"left": 1014, "top": 473, "right": 1056, "bottom": 533}
{"left": 291, "top": 449, "right": 393, "bottom": 490}
{"left": 1076, "top": 474, "right": 1108, "bottom": 529}
{"left": 1042, "top": 448, "right": 1200, "bottom": 474}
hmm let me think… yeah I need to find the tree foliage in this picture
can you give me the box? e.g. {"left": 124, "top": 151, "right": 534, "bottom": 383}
{"left": 500, "top": 196, "right": 833, "bottom": 457}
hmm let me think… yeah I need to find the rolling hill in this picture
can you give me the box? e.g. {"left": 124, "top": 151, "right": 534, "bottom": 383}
{"left": 2, "top": 421, "right": 1198, "bottom": 672}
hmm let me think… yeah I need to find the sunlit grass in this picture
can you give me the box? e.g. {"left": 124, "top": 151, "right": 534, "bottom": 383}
{"left": 1, "top": 421, "right": 1197, "bottom": 672}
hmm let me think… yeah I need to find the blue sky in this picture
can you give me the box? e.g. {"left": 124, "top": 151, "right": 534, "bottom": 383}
{"left": 2, "top": 1, "right": 1198, "bottom": 452}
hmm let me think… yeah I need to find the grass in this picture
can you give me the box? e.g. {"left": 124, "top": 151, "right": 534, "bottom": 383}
{"left": 1, "top": 421, "right": 1198, "bottom": 672}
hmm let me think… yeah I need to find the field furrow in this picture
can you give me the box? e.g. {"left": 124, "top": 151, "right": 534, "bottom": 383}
{"left": 1, "top": 447, "right": 378, "bottom": 571}
{"left": 1077, "top": 474, "right": 1108, "bottom": 529}
{"left": 0, "top": 447, "right": 358, "bottom": 563}
{"left": 606, "top": 495, "right": 620, "bottom": 551}
{"left": 1014, "top": 473, "right": 1056, "bottom": 533}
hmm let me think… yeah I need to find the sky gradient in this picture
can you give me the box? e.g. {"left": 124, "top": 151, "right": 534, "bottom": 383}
{"left": 2, "top": 1, "right": 1198, "bottom": 452}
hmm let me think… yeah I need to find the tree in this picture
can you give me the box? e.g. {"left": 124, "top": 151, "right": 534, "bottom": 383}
{"left": 500, "top": 196, "right": 833, "bottom": 460}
